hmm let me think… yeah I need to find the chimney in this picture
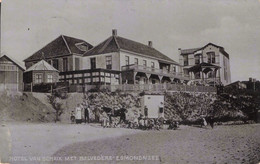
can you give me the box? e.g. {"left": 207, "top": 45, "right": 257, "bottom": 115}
{"left": 178, "top": 48, "right": 182, "bottom": 55}
{"left": 148, "top": 41, "right": 153, "bottom": 48}
{"left": 112, "top": 29, "right": 117, "bottom": 36}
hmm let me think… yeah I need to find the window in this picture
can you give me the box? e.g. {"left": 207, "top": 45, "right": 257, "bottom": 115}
{"left": 106, "top": 56, "right": 112, "bottom": 69}
{"left": 93, "top": 72, "right": 99, "bottom": 76}
{"left": 134, "top": 58, "right": 138, "bottom": 65}
{"left": 47, "top": 74, "right": 53, "bottom": 83}
{"left": 35, "top": 74, "right": 43, "bottom": 84}
{"left": 173, "top": 66, "right": 176, "bottom": 72}
{"left": 184, "top": 55, "right": 189, "bottom": 66}
{"left": 75, "top": 43, "right": 88, "bottom": 51}
{"left": 84, "top": 78, "right": 91, "bottom": 83}
{"left": 90, "top": 58, "right": 96, "bottom": 69}
{"left": 143, "top": 60, "right": 147, "bottom": 67}
{"left": 53, "top": 59, "right": 59, "bottom": 70}
{"left": 84, "top": 73, "right": 91, "bottom": 77}
{"left": 93, "top": 77, "right": 100, "bottom": 82}
{"left": 125, "top": 56, "right": 129, "bottom": 65}
{"left": 151, "top": 62, "right": 155, "bottom": 68}
{"left": 195, "top": 55, "right": 200, "bottom": 64}
{"left": 207, "top": 52, "right": 215, "bottom": 64}
{"left": 75, "top": 58, "right": 80, "bottom": 70}
{"left": 212, "top": 53, "right": 215, "bottom": 63}
{"left": 63, "top": 58, "right": 68, "bottom": 71}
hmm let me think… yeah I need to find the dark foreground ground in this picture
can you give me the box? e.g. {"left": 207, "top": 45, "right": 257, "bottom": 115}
{"left": 52, "top": 124, "right": 260, "bottom": 164}
{"left": 0, "top": 122, "right": 259, "bottom": 164}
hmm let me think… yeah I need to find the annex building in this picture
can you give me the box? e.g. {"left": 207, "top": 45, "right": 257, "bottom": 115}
{"left": 0, "top": 55, "right": 25, "bottom": 91}
{"left": 179, "top": 43, "right": 231, "bottom": 86}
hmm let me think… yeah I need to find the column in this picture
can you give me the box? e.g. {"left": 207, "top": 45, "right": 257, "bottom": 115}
{"left": 145, "top": 73, "right": 151, "bottom": 84}
{"left": 158, "top": 75, "right": 163, "bottom": 83}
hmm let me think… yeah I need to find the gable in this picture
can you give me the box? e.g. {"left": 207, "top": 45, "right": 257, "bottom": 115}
{"left": 0, "top": 55, "right": 25, "bottom": 71}
{"left": 84, "top": 35, "right": 178, "bottom": 65}
{"left": 24, "top": 35, "right": 93, "bottom": 62}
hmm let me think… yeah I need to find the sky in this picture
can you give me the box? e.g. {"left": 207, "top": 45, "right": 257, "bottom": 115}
{"left": 1, "top": 0, "right": 260, "bottom": 82}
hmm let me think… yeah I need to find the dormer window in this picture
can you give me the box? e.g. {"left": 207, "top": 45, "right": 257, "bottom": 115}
{"left": 75, "top": 43, "right": 88, "bottom": 51}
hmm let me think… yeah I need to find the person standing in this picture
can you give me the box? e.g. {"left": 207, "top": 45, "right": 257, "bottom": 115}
{"left": 202, "top": 117, "right": 207, "bottom": 127}
{"left": 144, "top": 106, "right": 148, "bottom": 119}
{"left": 158, "top": 102, "right": 164, "bottom": 118}
{"left": 84, "top": 104, "right": 90, "bottom": 123}
{"left": 209, "top": 116, "right": 214, "bottom": 129}
{"left": 94, "top": 106, "right": 101, "bottom": 123}
{"left": 75, "top": 104, "right": 82, "bottom": 124}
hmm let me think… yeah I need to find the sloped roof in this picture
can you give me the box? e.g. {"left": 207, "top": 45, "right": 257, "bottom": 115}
{"left": 0, "top": 54, "right": 25, "bottom": 71}
{"left": 24, "top": 35, "right": 93, "bottom": 62}
{"left": 84, "top": 35, "right": 179, "bottom": 65}
{"left": 180, "top": 43, "right": 229, "bottom": 59}
{"left": 180, "top": 47, "right": 202, "bottom": 55}
{"left": 25, "top": 60, "right": 59, "bottom": 72}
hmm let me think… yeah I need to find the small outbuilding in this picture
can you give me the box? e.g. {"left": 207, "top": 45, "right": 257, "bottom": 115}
{"left": 140, "top": 94, "right": 165, "bottom": 118}
{"left": 0, "top": 55, "right": 25, "bottom": 91}
{"left": 23, "top": 60, "right": 59, "bottom": 85}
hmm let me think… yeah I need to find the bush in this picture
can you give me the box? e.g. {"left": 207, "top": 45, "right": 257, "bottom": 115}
{"left": 47, "top": 94, "right": 64, "bottom": 122}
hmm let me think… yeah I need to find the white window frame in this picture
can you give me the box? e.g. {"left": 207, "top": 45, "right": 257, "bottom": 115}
{"left": 47, "top": 74, "right": 53, "bottom": 83}
{"left": 35, "top": 73, "right": 43, "bottom": 84}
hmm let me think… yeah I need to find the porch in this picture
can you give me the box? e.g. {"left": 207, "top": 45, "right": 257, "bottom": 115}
{"left": 121, "top": 64, "right": 190, "bottom": 84}
{"left": 187, "top": 62, "right": 221, "bottom": 86}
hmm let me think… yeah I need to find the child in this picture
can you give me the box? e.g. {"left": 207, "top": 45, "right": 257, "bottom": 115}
{"left": 70, "top": 111, "right": 75, "bottom": 123}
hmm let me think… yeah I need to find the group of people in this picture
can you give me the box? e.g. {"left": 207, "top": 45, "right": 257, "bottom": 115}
{"left": 70, "top": 102, "right": 90, "bottom": 124}
{"left": 70, "top": 101, "right": 215, "bottom": 130}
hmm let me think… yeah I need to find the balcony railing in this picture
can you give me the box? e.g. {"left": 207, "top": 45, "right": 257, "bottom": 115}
{"left": 191, "top": 78, "right": 220, "bottom": 83}
{"left": 121, "top": 64, "right": 184, "bottom": 77}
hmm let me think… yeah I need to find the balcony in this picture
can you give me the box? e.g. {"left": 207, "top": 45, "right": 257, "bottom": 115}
{"left": 191, "top": 78, "right": 221, "bottom": 86}
{"left": 121, "top": 64, "right": 189, "bottom": 80}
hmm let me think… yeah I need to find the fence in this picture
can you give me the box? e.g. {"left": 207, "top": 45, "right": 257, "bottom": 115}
{"left": 21, "top": 83, "right": 216, "bottom": 93}
{"left": 23, "top": 82, "right": 70, "bottom": 93}
{"left": 85, "top": 83, "right": 217, "bottom": 93}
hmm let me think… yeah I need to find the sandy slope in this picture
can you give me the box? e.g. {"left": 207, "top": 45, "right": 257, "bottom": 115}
{"left": 53, "top": 124, "right": 260, "bottom": 164}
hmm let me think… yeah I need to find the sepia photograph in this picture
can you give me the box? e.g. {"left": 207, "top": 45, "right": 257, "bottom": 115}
{"left": 0, "top": 0, "right": 260, "bottom": 163}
